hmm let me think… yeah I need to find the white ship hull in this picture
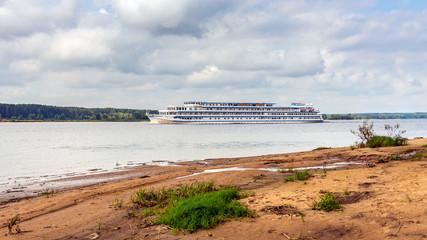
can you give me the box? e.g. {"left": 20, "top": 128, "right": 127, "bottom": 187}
{"left": 148, "top": 116, "right": 323, "bottom": 124}
{"left": 147, "top": 102, "right": 323, "bottom": 124}
{"left": 148, "top": 101, "right": 323, "bottom": 124}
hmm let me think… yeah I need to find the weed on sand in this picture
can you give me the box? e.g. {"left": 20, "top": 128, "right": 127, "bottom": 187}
{"left": 112, "top": 196, "right": 124, "bottom": 208}
{"left": 311, "top": 192, "right": 342, "bottom": 212}
{"left": 95, "top": 218, "right": 103, "bottom": 230}
{"left": 130, "top": 181, "right": 216, "bottom": 208}
{"left": 157, "top": 188, "right": 253, "bottom": 232}
{"left": 39, "top": 188, "right": 57, "bottom": 198}
{"left": 313, "top": 147, "right": 330, "bottom": 151}
{"left": 128, "top": 182, "right": 253, "bottom": 233}
{"left": 388, "top": 154, "right": 401, "bottom": 161}
{"left": 284, "top": 170, "right": 312, "bottom": 183}
{"left": 278, "top": 167, "right": 295, "bottom": 173}
{"left": 6, "top": 215, "right": 20, "bottom": 234}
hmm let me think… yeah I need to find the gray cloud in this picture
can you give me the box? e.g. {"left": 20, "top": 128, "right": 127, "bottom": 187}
{"left": 0, "top": 0, "right": 77, "bottom": 38}
{"left": 0, "top": 0, "right": 426, "bottom": 112}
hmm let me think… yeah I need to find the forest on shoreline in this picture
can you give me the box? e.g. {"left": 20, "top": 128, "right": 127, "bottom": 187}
{"left": 0, "top": 103, "right": 157, "bottom": 122}
{"left": 323, "top": 112, "right": 427, "bottom": 120}
{"left": 1, "top": 103, "right": 426, "bottom": 122}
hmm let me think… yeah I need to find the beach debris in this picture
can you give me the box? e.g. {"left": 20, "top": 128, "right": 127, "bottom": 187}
{"left": 261, "top": 204, "right": 304, "bottom": 217}
{"left": 86, "top": 232, "right": 99, "bottom": 239}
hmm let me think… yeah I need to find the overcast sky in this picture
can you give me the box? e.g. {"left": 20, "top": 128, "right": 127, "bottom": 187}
{"left": 0, "top": 0, "right": 426, "bottom": 113}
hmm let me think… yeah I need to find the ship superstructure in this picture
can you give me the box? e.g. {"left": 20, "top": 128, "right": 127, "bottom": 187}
{"left": 147, "top": 101, "right": 323, "bottom": 124}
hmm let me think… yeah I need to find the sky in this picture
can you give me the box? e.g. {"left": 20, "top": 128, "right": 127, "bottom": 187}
{"left": 0, "top": 0, "right": 426, "bottom": 113}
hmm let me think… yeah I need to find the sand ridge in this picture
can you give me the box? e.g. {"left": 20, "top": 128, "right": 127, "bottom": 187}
{"left": 1, "top": 138, "right": 426, "bottom": 239}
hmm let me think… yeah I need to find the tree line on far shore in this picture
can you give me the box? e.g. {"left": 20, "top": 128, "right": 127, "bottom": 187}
{"left": 0, "top": 103, "right": 157, "bottom": 121}
{"left": 323, "top": 112, "right": 427, "bottom": 120}
{"left": 1, "top": 103, "right": 426, "bottom": 122}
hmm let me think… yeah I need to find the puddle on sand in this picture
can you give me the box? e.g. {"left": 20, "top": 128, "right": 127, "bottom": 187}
{"left": 176, "top": 161, "right": 366, "bottom": 179}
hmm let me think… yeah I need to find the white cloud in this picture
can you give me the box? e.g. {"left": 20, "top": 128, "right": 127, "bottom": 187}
{"left": 0, "top": 0, "right": 77, "bottom": 37}
{"left": 99, "top": 8, "right": 109, "bottom": 15}
{"left": 9, "top": 59, "right": 42, "bottom": 73}
{"left": 111, "top": 0, "right": 190, "bottom": 29}
{"left": 0, "top": 0, "right": 426, "bottom": 112}
{"left": 187, "top": 65, "right": 220, "bottom": 85}
{"left": 45, "top": 27, "right": 117, "bottom": 65}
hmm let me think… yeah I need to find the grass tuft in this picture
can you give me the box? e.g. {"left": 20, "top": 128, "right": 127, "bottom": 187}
{"left": 311, "top": 192, "right": 342, "bottom": 212}
{"left": 278, "top": 167, "right": 295, "bottom": 173}
{"left": 411, "top": 152, "right": 423, "bottom": 161}
{"left": 6, "top": 215, "right": 20, "bottom": 234}
{"left": 283, "top": 170, "right": 311, "bottom": 183}
{"left": 313, "top": 147, "right": 330, "bottom": 151}
{"left": 405, "top": 194, "right": 412, "bottom": 203}
{"left": 157, "top": 188, "right": 253, "bottom": 232}
{"left": 130, "top": 181, "right": 216, "bottom": 208}
{"left": 96, "top": 218, "right": 103, "bottom": 230}
{"left": 388, "top": 154, "right": 401, "bottom": 161}
{"left": 39, "top": 188, "right": 57, "bottom": 198}
{"left": 344, "top": 188, "right": 350, "bottom": 195}
{"left": 112, "top": 196, "right": 124, "bottom": 208}
{"left": 368, "top": 162, "right": 376, "bottom": 168}
{"left": 366, "top": 136, "right": 407, "bottom": 148}
{"left": 128, "top": 182, "right": 254, "bottom": 233}
{"left": 422, "top": 144, "right": 427, "bottom": 148}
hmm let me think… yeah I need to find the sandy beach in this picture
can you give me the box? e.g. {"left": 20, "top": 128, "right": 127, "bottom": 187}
{"left": 1, "top": 138, "right": 426, "bottom": 240}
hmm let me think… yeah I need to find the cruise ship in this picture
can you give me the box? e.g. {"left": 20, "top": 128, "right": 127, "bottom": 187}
{"left": 147, "top": 101, "right": 323, "bottom": 124}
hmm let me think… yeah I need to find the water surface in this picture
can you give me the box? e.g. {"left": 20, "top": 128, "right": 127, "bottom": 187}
{"left": 1, "top": 119, "right": 426, "bottom": 196}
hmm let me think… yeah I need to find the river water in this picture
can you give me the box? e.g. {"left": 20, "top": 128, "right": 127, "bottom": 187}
{"left": 1, "top": 119, "right": 427, "bottom": 197}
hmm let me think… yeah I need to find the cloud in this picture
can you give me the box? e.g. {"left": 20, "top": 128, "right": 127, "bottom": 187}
{"left": 9, "top": 59, "right": 41, "bottom": 73}
{"left": 187, "top": 65, "right": 220, "bottom": 85}
{"left": 112, "top": 0, "right": 191, "bottom": 29}
{"left": 45, "top": 27, "right": 117, "bottom": 65}
{"left": 0, "top": 0, "right": 426, "bottom": 112}
{"left": 0, "top": 0, "right": 77, "bottom": 38}
{"left": 98, "top": 8, "right": 109, "bottom": 15}
{"left": 111, "top": 0, "right": 235, "bottom": 36}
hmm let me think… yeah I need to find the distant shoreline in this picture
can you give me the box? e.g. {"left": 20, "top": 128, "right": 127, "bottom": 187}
{"left": 2, "top": 118, "right": 427, "bottom": 123}
{"left": 2, "top": 103, "right": 427, "bottom": 122}
{"left": 0, "top": 119, "right": 150, "bottom": 123}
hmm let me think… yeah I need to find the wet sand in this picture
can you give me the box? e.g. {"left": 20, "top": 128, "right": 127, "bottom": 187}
{"left": 1, "top": 138, "right": 426, "bottom": 239}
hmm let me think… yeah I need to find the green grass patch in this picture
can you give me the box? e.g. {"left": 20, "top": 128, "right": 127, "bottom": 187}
{"left": 39, "top": 188, "right": 57, "bottom": 198}
{"left": 368, "top": 162, "right": 376, "bottom": 168}
{"left": 388, "top": 154, "right": 401, "bottom": 161}
{"left": 95, "top": 218, "right": 103, "bottom": 230}
{"left": 130, "top": 181, "right": 216, "bottom": 208}
{"left": 128, "top": 182, "right": 253, "bottom": 233}
{"left": 157, "top": 188, "right": 253, "bottom": 232}
{"left": 283, "top": 170, "right": 312, "bottom": 183}
{"left": 278, "top": 167, "right": 295, "bottom": 173}
{"left": 366, "top": 136, "right": 407, "bottom": 148}
{"left": 6, "top": 215, "right": 20, "bottom": 234}
{"left": 421, "top": 144, "right": 427, "bottom": 148}
{"left": 311, "top": 192, "right": 342, "bottom": 212}
{"left": 344, "top": 188, "right": 350, "bottom": 195}
{"left": 112, "top": 196, "right": 124, "bottom": 208}
{"left": 411, "top": 152, "right": 424, "bottom": 161}
{"left": 313, "top": 147, "right": 330, "bottom": 151}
